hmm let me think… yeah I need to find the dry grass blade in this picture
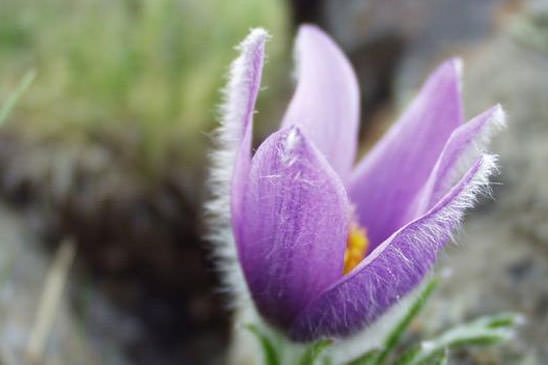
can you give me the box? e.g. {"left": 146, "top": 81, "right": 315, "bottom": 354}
{"left": 26, "top": 238, "right": 76, "bottom": 364}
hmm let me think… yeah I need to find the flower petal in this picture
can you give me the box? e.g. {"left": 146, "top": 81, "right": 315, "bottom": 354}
{"left": 290, "top": 154, "right": 497, "bottom": 341}
{"left": 413, "top": 105, "right": 505, "bottom": 216}
{"left": 207, "top": 28, "right": 266, "bottom": 304}
{"left": 228, "top": 29, "right": 267, "bottom": 244}
{"left": 239, "top": 127, "right": 351, "bottom": 330}
{"left": 281, "top": 25, "right": 360, "bottom": 180}
{"left": 349, "top": 59, "right": 464, "bottom": 251}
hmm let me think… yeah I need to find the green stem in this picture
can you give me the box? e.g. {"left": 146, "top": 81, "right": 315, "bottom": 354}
{"left": 373, "top": 277, "right": 439, "bottom": 365}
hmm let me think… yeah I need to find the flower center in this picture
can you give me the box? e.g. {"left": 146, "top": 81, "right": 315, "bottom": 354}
{"left": 343, "top": 222, "right": 369, "bottom": 274}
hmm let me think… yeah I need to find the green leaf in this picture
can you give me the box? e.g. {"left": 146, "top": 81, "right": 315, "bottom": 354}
{"left": 373, "top": 277, "right": 439, "bottom": 365}
{"left": 404, "top": 312, "right": 521, "bottom": 364}
{"left": 245, "top": 324, "right": 280, "bottom": 365}
{"left": 0, "top": 69, "right": 36, "bottom": 125}
{"left": 298, "top": 339, "right": 333, "bottom": 365}
{"left": 473, "top": 312, "right": 523, "bottom": 329}
{"left": 345, "top": 349, "right": 381, "bottom": 365}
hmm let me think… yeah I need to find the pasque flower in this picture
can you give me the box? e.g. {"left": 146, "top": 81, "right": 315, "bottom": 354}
{"left": 209, "top": 25, "right": 504, "bottom": 342}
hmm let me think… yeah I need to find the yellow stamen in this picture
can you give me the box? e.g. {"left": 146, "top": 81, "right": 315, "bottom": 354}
{"left": 343, "top": 223, "right": 369, "bottom": 274}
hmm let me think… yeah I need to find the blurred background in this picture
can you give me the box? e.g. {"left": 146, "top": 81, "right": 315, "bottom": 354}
{"left": 0, "top": 0, "right": 546, "bottom": 364}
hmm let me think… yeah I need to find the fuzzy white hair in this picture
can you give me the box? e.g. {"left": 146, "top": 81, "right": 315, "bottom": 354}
{"left": 204, "top": 28, "right": 268, "bottom": 364}
{"left": 437, "top": 105, "right": 505, "bottom": 202}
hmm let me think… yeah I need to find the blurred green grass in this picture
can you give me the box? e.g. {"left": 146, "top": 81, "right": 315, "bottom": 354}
{"left": 0, "top": 0, "right": 289, "bottom": 172}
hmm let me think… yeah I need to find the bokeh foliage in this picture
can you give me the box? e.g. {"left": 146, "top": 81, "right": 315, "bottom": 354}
{"left": 0, "top": 0, "right": 289, "bottom": 170}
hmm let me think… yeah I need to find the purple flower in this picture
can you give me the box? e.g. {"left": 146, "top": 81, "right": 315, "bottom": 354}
{"left": 210, "top": 25, "right": 504, "bottom": 342}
